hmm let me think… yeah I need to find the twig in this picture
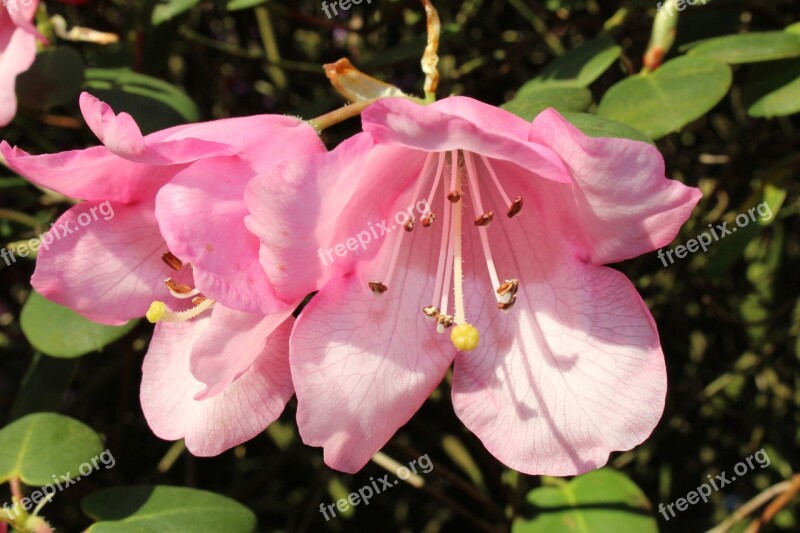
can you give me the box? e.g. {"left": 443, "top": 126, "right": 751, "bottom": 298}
{"left": 706, "top": 478, "right": 795, "bottom": 533}
{"left": 745, "top": 474, "right": 800, "bottom": 533}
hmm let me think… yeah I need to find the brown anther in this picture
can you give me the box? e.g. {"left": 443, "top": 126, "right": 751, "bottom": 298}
{"left": 369, "top": 281, "right": 388, "bottom": 294}
{"left": 507, "top": 196, "right": 523, "bottom": 218}
{"left": 497, "top": 297, "right": 517, "bottom": 310}
{"left": 474, "top": 211, "right": 494, "bottom": 227}
{"left": 404, "top": 217, "right": 416, "bottom": 232}
{"left": 447, "top": 190, "right": 462, "bottom": 203}
{"left": 496, "top": 279, "right": 519, "bottom": 298}
{"left": 436, "top": 313, "right": 454, "bottom": 329}
{"left": 421, "top": 213, "right": 436, "bottom": 227}
{"left": 423, "top": 305, "right": 439, "bottom": 318}
{"left": 165, "top": 278, "right": 193, "bottom": 294}
{"left": 162, "top": 251, "right": 183, "bottom": 271}
{"left": 192, "top": 295, "right": 207, "bottom": 306}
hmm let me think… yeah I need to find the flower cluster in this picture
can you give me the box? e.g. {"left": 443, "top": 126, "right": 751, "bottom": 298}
{"left": 2, "top": 88, "right": 700, "bottom": 475}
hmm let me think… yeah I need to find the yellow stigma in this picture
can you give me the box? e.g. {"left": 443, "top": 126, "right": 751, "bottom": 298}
{"left": 450, "top": 323, "right": 479, "bottom": 351}
{"left": 146, "top": 301, "right": 166, "bottom": 323}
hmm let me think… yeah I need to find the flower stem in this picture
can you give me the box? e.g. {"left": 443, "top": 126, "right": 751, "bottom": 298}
{"left": 307, "top": 99, "right": 376, "bottom": 132}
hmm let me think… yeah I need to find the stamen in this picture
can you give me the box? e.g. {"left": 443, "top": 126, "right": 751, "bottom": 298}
{"left": 447, "top": 150, "right": 460, "bottom": 203}
{"left": 162, "top": 252, "right": 183, "bottom": 271}
{"left": 164, "top": 278, "right": 200, "bottom": 299}
{"left": 421, "top": 153, "right": 448, "bottom": 222}
{"left": 447, "top": 190, "right": 462, "bottom": 203}
{"left": 435, "top": 163, "right": 455, "bottom": 317}
{"left": 474, "top": 211, "right": 494, "bottom": 227}
{"left": 464, "top": 153, "right": 503, "bottom": 300}
{"left": 368, "top": 153, "right": 438, "bottom": 294}
{"left": 479, "top": 155, "right": 523, "bottom": 218}
{"left": 369, "top": 281, "right": 388, "bottom": 294}
{"left": 404, "top": 218, "right": 416, "bottom": 232}
{"left": 496, "top": 279, "right": 519, "bottom": 310}
{"left": 146, "top": 297, "right": 215, "bottom": 324}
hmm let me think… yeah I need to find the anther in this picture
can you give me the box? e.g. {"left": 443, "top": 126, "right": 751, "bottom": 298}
{"left": 369, "top": 281, "right": 388, "bottom": 294}
{"left": 474, "top": 211, "right": 494, "bottom": 227}
{"left": 507, "top": 196, "right": 523, "bottom": 218}
{"left": 165, "top": 278, "right": 192, "bottom": 294}
{"left": 496, "top": 279, "right": 519, "bottom": 303}
{"left": 447, "top": 190, "right": 462, "bottom": 203}
{"left": 421, "top": 213, "right": 436, "bottom": 227}
{"left": 423, "top": 305, "right": 439, "bottom": 318}
{"left": 436, "top": 313, "right": 454, "bottom": 333}
{"left": 162, "top": 252, "right": 183, "bottom": 271}
{"left": 192, "top": 295, "right": 207, "bottom": 306}
{"left": 404, "top": 218, "right": 416, "bottom": 232}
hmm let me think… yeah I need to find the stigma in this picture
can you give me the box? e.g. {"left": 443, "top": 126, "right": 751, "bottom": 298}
{"left": 367, "top": 150, "right": 524, "bottom": 351}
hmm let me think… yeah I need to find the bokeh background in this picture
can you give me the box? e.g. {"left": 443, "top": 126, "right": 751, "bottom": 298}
{"left": 1, "top": 0, "right": 799, "bottom": 531}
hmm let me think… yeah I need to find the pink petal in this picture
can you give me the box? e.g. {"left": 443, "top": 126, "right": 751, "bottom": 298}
{"left": 0, "top": 7, "right": 38, "bottom": 126}
{"left": 0, "top": 142, "right": 184, "bottom": 203}
{"left": 246, "top": 135, "right": 426, "bottom": 302}
{"left": 155, "top": 114, "right": 326, "bottom": 174}
{"left": 291, "top": 237, "right": 454, "bottom": 473}
{"left": 79, "top": 92, "right": 237, "bottom": 165}
{"left": 141, "top": 312, "right": 294, "bottom": 456}
{"left": 450, "top": 191, "right": 666, "bottom": 476}
{"left": 31, "top": 200, "right": 178, "bottom": 325}
{"left": 190, "top": 304, "right": 296, "bottom": 400}
{"left": 362, "top": 97, "right": 570, "bottom": 183}
{"left": 529, "top": 108, "right": 702, "bottom": 264}
{"left": 156, "top": 157, "right": 284, "bottom": 314}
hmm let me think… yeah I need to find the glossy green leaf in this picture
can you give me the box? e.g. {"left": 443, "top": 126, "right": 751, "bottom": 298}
{"left": 685, "top": 32, "right": 800, "bottom": 64}
{"left": 597, "top": 55, "right": 731, "bottom": 139}
{"left": 526, "top": 35, "right": 621, "bottom": 88}
{"left": 0, "top": 413, "right": 105, "bottom": 486}
{"left": 21, "top": 291, "right": 137, "bottom": 358}
{"left": 83, "top": 69, "right": 199, "bottom": 134}
{"left": 152, "top": 0, "right": 202, "bottom": 25}
{"left": 15, "top": 47, "right": 85, "bottom": 110}
{"left": 513, "top": 469, "right": 657, "bottom": 533}
{"left": 744, "top": 58, "right": 800, "bottom": 117}
{"left": 787, "top": 22, "right": 800, "bottom": 35}
{"left": 560, "top": 112, "right": 654, "bottom": 144}
{"left": 83, "top": 486, "right": 257, "bottom": 533}
{"left": 502, "top": 86, "right": 592, "bottom": 121}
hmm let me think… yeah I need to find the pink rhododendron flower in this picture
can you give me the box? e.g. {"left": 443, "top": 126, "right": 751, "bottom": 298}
{"left": 0, "top": 0, "right": 42, "bottom": 126}
{"left": 247, "top": 97, "right": 702, "bottom": 475}
{"left": 2, "top": 92, "right": 326, "bottom": 455}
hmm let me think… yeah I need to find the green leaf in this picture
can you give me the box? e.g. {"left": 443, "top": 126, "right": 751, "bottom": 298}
{"left": 560, "top": 112, "right": 654, "bottom": 144}
{"left": 502, "top": 86, "right": 592, "bottom": 121}
{"left": 685, "top": 32, "right": 800, "bottom": 64}
{"left": 15, "top": 47, "right": 85, "bottom": 110}
{"left": 21, "top": 291, "right": 137, "bottom": 358}
{"left": 83, "top": 486, "right": 257, "bottom": 533}
{"left": 0, "top": 413, "right": 105, "bottom": 486}
{"left": 787, "top": 22, "right": 800, "bottom": 36}
{"left": 152, "top": 0, "right": 202, "bottom": 25}
{"left": 597, "top": 55, "right": 732, "bottom": 139}
{"left": 513, "top": 469, "right": 657, "bottom": 533}
{"left": 744, "top": 58, "right": 800, "bottom": 117}
{"left": 83, "top": 68, "right": 199, "bottom": 134}
{"left": 527, "top": 36, "right": 621, "bottom": 88}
